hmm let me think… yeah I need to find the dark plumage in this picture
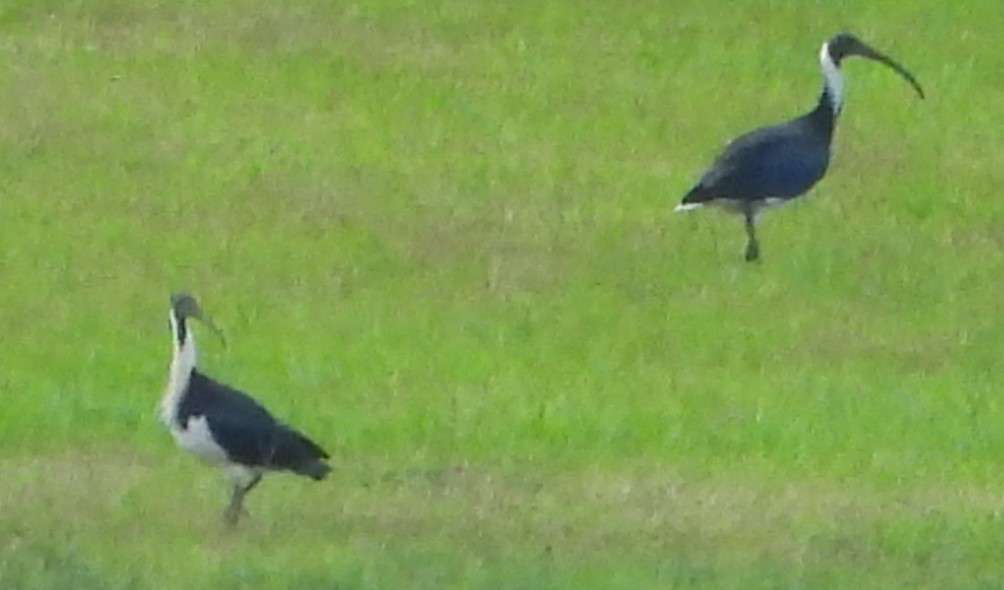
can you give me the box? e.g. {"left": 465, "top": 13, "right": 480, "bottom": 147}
{"left": 179, "top": 371, "right": 331, "bottom": 480}
{"left": 677, "top": 32, "right": 924, "bottom": 261}
{"left": 682, "top": 103, "right": 834, "bottom": 206}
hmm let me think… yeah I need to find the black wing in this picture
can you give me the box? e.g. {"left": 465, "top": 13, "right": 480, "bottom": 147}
{"left": 184, "top": 371, "right": 330, "bottom": 477}
{"left": 692, "top": 117, "right": 831, "bottom": 201}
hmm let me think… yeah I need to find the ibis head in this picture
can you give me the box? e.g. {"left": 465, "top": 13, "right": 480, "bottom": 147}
{"left": 825, "top": 32, "right": 924, "bottom": 99}
{"left": 170, "top": 292, "right": 226, "bottom": 347}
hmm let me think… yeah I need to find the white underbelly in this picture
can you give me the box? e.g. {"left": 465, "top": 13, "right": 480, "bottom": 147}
{"left": 170, "top": 415, "right": 231, "bottom": 467}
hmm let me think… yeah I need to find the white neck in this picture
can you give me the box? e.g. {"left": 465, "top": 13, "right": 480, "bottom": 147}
{"left": 819, "top": 41, "right": 844, "bottom": 114}
{"left": 160, "top": 312, "right": 196, "bottom": 426}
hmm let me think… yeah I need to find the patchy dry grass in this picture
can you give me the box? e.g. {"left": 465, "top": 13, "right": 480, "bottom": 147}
{"left": 5, "top": 452, "right": 1004, "bottom": 588}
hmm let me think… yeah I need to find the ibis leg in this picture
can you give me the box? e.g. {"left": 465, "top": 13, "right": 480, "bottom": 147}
{"left": 744, "top": 214, "right": 760, "bottom": 262}
{"left": 223, "top": 473, "right": 262, "bottom": 526}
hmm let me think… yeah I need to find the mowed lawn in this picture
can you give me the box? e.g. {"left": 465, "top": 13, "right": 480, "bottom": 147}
{"left": 2, "top": 1, "right": 1004, "bottom": 588}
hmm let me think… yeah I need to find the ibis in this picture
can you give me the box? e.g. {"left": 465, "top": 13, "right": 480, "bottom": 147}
{"left": 676, "top": 32, "right": 924, "bottom": 261}
{"left": 160, "top": 292, "right": 331, "bottom": 526}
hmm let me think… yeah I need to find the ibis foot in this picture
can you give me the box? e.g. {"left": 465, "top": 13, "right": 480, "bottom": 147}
{"left": 222, "top": 473, "right": 261, "bottom": 527}
{"left": 223, "top": 497, "right": 244, "bottom": 525}
{"left": 743, "top": 215, "right": 760, "bottom": 262}
{"left": 223, "top": 499, "right": 249, "bottom": 527}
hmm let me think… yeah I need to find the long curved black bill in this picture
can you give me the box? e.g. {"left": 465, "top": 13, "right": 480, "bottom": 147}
{"left": 197, "top": 313, "right": 228, "bottom": 349}
{"left": 854, "top": 43, "right": 925, "bottom": 99}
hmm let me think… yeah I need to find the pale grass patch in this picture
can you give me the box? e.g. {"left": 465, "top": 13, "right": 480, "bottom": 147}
{"left": 141, "top": 458, "right": 1004, "bottom": 565}
{"left": 1, "top": 448, "right": 150, "bottom": 525}
{"left": 3, "top": 457, "right": 1004, "bottom": 586}
{"left": 20, "top": 1, "right": 462, "bottom": 70}
{"left": 6, "top": 451, "right": 1001, "bottom": 559}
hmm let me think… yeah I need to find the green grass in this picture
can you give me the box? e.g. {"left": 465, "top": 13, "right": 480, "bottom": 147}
{"left": 3, "top": 0, "right": 1004, "bottom": 587}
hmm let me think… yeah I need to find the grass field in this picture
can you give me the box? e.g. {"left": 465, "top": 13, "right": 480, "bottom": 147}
{"left": 3, "top": 1, "right": 1004, "bottom": 587}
